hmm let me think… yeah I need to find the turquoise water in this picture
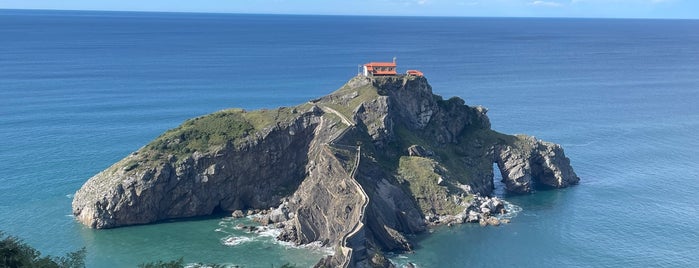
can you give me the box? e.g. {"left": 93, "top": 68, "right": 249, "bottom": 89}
{"left": 1, "top": 10, "right": 698, "bottom": 267}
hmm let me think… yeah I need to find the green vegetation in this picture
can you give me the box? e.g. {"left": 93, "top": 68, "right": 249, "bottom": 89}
{"left": 397, "top": 156, "right": 464, "bottom": 215}
{"left": 138, "top": 258, "right": 296, "bottom": 268}
{"left": 138, "top": 258, "right": 187, "bottom": 268}
{"left": 146, "top": 109, "right": 253, "bottom": 158}
{"left": 0, "top": 231, "right": 85, "bottom": 268}
{"left": 145, "top": 105, "right": 311, "bottom": 161}
{"left": 241, "top": 105, "right": 310, "bottom": 131}
{"left": 0, "top": 230, "right": 298, "bottom": 268}
{"left": 323, "top": 82, "right": 378, "bottom": 121}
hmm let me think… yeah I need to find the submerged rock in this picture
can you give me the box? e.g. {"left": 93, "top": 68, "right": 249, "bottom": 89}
{"left": 72, "top": 75, "right": 579, "bottom": 267}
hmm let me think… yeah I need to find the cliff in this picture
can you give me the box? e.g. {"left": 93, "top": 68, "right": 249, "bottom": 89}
{"left": 72, "top": 75, "right": 579, "bottom": 267}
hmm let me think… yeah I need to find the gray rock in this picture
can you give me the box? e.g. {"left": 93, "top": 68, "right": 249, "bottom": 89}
{"left": 466, "top": 211, "right": 480, "bottom": 223}
{"left": 486, "top": 217, "right": 501, "bottom": 226}
{"left": 268, "top": 206, "right": 289, "bottom": 223}
{"left": 72, "top": 75, "right": 579, "bottom": 268}
{"left": 407, "top": 145, "right": 433, "bottom": 157}
{"left": 494, "top": 136, "right": 580, "bottom": 193}
{"left": 231, "top": 210, "right": 244, "bottom": 218}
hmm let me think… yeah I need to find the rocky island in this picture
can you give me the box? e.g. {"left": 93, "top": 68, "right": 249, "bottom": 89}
{"left": 72, "top": 75, "right": 579, "bottom": 267}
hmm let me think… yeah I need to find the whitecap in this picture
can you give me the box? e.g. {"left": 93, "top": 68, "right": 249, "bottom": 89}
{"left": 65, "top": 194, "right": 74, "bottom": 198}
{"left": 497, "top": 200, "right": 523, "bottom": 220}
{"left": 564, "top": 140, "right": 597, "bottom": 147}
{"left": 275, "top": 239, "right": 334, "bottom": 255}
{"left": 256, "top": 226, "right": 281, "bottom": 238}
{"left": 221, "top": 235, "right": 253, "bottom": 246}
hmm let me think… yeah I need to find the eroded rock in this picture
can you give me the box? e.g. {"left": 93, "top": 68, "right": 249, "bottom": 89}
{"left": 72, "top": 75, "right": 579, "bottom": 267}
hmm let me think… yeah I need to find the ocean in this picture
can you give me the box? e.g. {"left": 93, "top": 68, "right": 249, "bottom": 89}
{"left": 1, "top": 9, "right": 698, "bottom": 267}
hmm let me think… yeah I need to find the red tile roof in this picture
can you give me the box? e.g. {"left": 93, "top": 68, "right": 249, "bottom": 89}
{"left": 407, "top": 70, "right": 424, "bottom": 76}
{"left": 364, "top": 62, "right": 396, "bottom": 67}
{"left": 372, "top": 70, "right": 397, "bottom": 75}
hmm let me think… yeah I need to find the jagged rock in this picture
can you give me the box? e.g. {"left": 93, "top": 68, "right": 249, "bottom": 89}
{"left": 269, "top": 205, "right": 289, "bottom": 223}
{"left": 466, "top": 210, "right": 480, "bottom": 223}
{"left": 253, "top": 215, "right": 271, "bottom": 226}
{"left": 231, "top": 210, "right": 244, "bottom": 218}
{"left": 72, "top": 75, "right": 579, "bottom": 267}
{"left": 407, "top": 145, "right": 433, "bottom": 157}
{"left": 486, "top": 217, "right": 501, "bottom": 226}
{"left": 495, "top": 136, "right": 580, "bottom": 193}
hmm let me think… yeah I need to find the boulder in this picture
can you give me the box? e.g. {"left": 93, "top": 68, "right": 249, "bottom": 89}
{"left": 231, "top": 210, "right": 245, "bottom": 218}
{"left": 269, "top": 206, "right": 289, "bottom": 223}
{"left": 466, "top": 211, "right": 480, "bottom": 223}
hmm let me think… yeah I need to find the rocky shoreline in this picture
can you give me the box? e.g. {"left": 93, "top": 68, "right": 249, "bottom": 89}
{"left": 231, "top": 193, "right": 517, "bottom": 247}
{"left": 428, "top": 194, "right": 514, "bottom": 227}
{"left": 72, "top": 75, "right": 579, "bottom": 267}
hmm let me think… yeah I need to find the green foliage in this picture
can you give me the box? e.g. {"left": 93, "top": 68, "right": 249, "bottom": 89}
{"left": 0, "top": 231, "right": 85, "bottom": 268}
{"left": 138, "top": 258, "right": 294, "bottom": 268}
{"left": 146, "top": 109, "right": 254, "bottom": 157}
{"left": 138, "top": 258, "right": 230, "bottom": 268}
{"left": 144, "top": 105, "right": 309, "bottom": 161}
{"left": 241, "top": 106, "right": 306, "bottom": 131}
{"left": 397, "top": 156, "right": 463, "bottom": 215}
{"left": 323, "top": 82, "right": 378, "bottom": 121}
{"left": 138, "top": 258, "right": 185, "bottom": 268}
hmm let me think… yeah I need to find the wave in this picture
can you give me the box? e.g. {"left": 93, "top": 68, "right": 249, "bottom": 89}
{"left": 564, "top": 140, "right": 597, "bottom": 147}
{"left": 220, "top": 235, "right": 253, "bottom": 246}
{"left": 497, "top": 200, "right": 523, "bottom": 220}
{"left": 215, "top": 218, "right": 334, "bottom": 256}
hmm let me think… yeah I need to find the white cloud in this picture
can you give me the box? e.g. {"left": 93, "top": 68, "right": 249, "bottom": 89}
{"left": 529, "top": 1, "right": 564, "bottom": 7}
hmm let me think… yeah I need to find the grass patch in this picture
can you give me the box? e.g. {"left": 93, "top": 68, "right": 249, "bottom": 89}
{"left": 146, "top": 109, "right": 254, "bottom": 158}
{"left": 323, "top": 83, "right": 379, "bottom": 122}
{"left": 397, "top": 156, "right": 463, "bottom": 215}
{"left": 242, "top": 104, "right": 311, "bottom": 131}
{"left": 143, "top": 104, "right": 312, "bottom": 160}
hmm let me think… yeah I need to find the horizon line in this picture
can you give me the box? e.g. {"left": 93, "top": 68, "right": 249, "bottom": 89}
{"left": 2, "top": 8, "right": 698, "bottom": 21}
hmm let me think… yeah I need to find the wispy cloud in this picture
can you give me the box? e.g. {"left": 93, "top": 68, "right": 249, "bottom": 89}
{"left": 529, "top": 0, "right": 564, "bottom": 7}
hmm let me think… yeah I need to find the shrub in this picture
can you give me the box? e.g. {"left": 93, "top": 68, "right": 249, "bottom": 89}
{"left": 0, "top": 231, "right": 85, "bottom": 268}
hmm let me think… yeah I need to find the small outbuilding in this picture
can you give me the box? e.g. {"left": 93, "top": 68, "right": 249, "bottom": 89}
{"left": 406, "top": 70, "right": 424, "bottom": 77}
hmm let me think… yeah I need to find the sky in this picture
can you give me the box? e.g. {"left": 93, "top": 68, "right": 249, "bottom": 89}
{"left": 0, "top": 0, "right": 697, "bottom": 19}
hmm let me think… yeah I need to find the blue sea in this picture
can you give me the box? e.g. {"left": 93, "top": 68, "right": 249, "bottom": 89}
{"left": 1, "top": 9, "right": 698, "bottom": 267}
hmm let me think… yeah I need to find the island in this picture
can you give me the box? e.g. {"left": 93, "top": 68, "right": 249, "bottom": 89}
{"left": 72, "top": 74, "right": 579, "bottom": 267}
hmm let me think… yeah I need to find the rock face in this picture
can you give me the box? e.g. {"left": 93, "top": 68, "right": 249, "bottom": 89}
{"left": 72, "top": 75, "right": 579, "bottom": 267}
{"left": 495, "top": 136, "right": 580, "bottom": 193}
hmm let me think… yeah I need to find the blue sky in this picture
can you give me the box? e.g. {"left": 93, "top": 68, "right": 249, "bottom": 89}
{"left": 1, "top": 0, "right": 697, "bottom": 19}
